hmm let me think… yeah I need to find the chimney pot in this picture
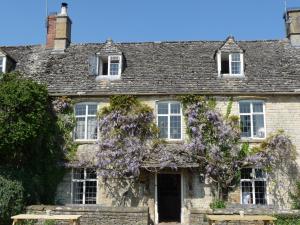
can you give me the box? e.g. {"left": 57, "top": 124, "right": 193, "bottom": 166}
{"left": 60, "top": 2, "right": 68, "bottom": 15}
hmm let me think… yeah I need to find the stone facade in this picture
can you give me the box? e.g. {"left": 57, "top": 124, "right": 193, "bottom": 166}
{"left": 53, "top": 95, "right": 300, "bottom": 224}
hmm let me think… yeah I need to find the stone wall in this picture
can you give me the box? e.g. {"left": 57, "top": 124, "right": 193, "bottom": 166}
{"left": 27, "top": 205, "right": 148, "bottom": 225}
{"left": 190, "top": 205, "right": 300, "bottom": 225}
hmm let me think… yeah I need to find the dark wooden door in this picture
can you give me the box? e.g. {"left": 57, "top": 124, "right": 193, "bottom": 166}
{"left": 157, "top": 174, "right": 181, "bottom": 222}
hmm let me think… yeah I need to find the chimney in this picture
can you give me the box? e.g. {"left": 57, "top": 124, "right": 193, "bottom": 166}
{"left": 284, "top": 8, "right": 300, "bottom": 46}
{"left": 46, "top": 3, "right": 72, "bottom": 50}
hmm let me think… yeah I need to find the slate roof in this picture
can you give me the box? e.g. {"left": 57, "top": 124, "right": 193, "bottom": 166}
{"left": 2, "top": 38, "right": 300, "bottom": 96}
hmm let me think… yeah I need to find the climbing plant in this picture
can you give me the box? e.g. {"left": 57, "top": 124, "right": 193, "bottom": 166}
{"left": 181, "top": 95, "right": 296, "bottom": 200}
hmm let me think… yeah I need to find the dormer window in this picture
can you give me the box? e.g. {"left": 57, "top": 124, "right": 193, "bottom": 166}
{"left": 88, "top": 39, "right": 124, "bottom": 79}
{"left": 98, "top": 55, "right": 122, "bottom": 77}
{"left": 218, "top": 52, "right": 244, "bottom": 76}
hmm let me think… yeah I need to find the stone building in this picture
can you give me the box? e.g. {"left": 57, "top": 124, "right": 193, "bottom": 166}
{"left": 2, "top": 3, "right": 300, "bottom": 225}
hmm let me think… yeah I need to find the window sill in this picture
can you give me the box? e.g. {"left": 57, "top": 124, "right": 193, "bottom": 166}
{"left": 95, "top": 75, "right": 121, "bottom": 81}
{"left": 240, "top": 138, "right": 265, "bottom": 143}
{"left": 164, "top": 139, "right": 184, "bottom": 144}
{"left": 74, "top": 140, "right": 98, "bottom": 144}
{"left": 219, "top": 73, "right": 245, "bottom": 78}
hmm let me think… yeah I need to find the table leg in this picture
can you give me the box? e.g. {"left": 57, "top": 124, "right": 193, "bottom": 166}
{"left": 12, "top": 219, "right": 18, "bottom": 225}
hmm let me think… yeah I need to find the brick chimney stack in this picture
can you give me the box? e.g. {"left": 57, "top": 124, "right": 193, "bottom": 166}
{"left": 46, "top": 3, "right": 72, "bottom": 50}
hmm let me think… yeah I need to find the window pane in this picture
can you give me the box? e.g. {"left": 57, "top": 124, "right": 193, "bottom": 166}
{"left": 158, "top": 116, "right": 168, "bottom": 138}
{"left": 239, "top": 102, "right": 250, "bottom": 113}
{"left": 240, "top": 115, "right": 251, "bottom": 137}
{"left": 253, "top": 102, "right": 263, "bottom": 113}
{"left": 88, "top": 104, "right": 97, "bottom": 115}
{"left": 241, "top": 168, "right": 252, "bottom": 179}
{"left": 255, "top": 181, "right": 267, "bottom": 204}
{"left": 75, "top": 105, "right": 86, "bottom": 116}
{"left": 75, "top": 117, "right": 85, "bottom": 139}
{"left": 72, "top": 181, "right": 83, "bottom": 204}
{"left": 85, "top": 181, "right": 97, "bottom": 204}
{"left": 231, "top": 61, "right": 241, "bottom": 74}
{"left": 86, "top": 168, "right": 97, "bottom": 179}
{"left": 170, "top": 116, "right": 181, "bottom": 139}
{"left": 221, "top": 53, "right": 229, "bottom": 74}
{"left": 157, "top": 103, "right": 168, "bottom": 114}
{"left": 253, "top": 114, "right": 265, "bottom": 138}
{"left": 170, "top": 103, "right": 180, "bottom": 114}
{"left": 231, "top": 53, "right": 240, "bottom": 61}
{"left": 73, "top": 168, "right": 85, "bottom": 179}
{"left": 110, "top": 63, "right": 119, "bottom": 75}
{"left": 241, "top": 181, "right": 253, "bottom": 204}
{"left": 87, "top": 117, "right": 97, "bottom": 139}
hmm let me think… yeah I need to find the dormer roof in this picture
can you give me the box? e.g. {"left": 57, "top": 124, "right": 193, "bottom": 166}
{"left": 217, "top": 36, "right": 244, "bottom": 53}
{"left": 97, "top": 39, "right": 122, "bottom": 56}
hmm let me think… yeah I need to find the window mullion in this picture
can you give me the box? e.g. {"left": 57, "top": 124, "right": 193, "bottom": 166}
{"left": 83, "top": 169, "right": 86, "bottom": 204}
{"left": 252, "top": 168, "right": 256, "bottom": 204}
{"left": 168, "top": 103, "right": 171, "bottom": 139}
{"left": 85, "top": 105, "right": 88, "bottom": 140}
{"left": 229, "top": 54, "right": 232, "bottom": 75}
{"left": 108, "top": 55, "right": 111, "bottom": 76}
{"left": 250, "top": 103, "right": 254, "bottom": 138}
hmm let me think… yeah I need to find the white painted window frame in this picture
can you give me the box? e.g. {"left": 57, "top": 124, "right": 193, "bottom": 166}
{"left": 156, "top": 101, "right": 183, "bottom": 141}
{"left": 0, "top": 56, "right": 7, "bottom": 73}
{"left": 217, "top": 52, "right": 244, "bottom": 77}
{"left": 240, "top": 168, "right": 268, "bottom": 205}
{"left": 71, "top": 168, "right": 98, "bottom": 205}
{"left": 97, "top": 54, "right": 122, "bottom": 79}
{"left": 239, "top": 100, "right": 266, "bottom": 139}
{"left": 74, "top": 102, "right": 98, "bottom": 141}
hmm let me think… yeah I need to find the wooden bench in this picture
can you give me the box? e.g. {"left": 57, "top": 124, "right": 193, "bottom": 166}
{"left": 206, "top": 215, "right": 277, "bottom": 225}
{"left": 11, "top": 214, "right": 81, "bottom": 225}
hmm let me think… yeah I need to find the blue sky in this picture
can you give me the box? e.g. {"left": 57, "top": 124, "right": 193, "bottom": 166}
{"left": 0, "top": 0, "right": 299, "bottom": 46}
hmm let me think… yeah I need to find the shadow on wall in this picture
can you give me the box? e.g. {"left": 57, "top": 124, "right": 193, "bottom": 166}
{"left": 270, "top": 161, "right": 299, "bottom": 209}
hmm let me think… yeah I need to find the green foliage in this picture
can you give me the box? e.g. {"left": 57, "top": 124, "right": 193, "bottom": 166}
{"left": 44, "top": 220, "right": 57, "bottom": 225}
{"left": 0, "top": 73, "right": 65, "bottom": 213}
{"left": 0, "top": 72, "right": 49, "bottom": 164}
{"left": 274, "top": 214, "right": 300, "bottom": 225}
{"left": 209, "top": 199, "right": 226, "bottom": 209}
{"left": 225, "top": 97, "right": 233, "bottom": 119}
{"left": 102, "top": 95, "right": 140, "bottom": 113}
{"left": 0, "top": 175, "right": 24, "bottom": 225}
{"left": 290, "top": 181, "right": 300, "bottom": 209}
{"left": 179, "top": 94, "right": 216, "bottom": 110}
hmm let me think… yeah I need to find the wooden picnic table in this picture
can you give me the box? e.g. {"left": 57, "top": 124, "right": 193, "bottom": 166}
{"left": 206, "top": 215, "right": 277, "bottom": 225}
{"left": 11, "top": 214, "right": 81, "bottom": 225}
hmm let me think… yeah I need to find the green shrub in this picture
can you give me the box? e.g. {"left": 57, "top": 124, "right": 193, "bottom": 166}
{"left": 209, "top": 199, "right": 226, "bottom": 209}
{"left": 290, "top": 181, "right": 300, "bottom": 209}
{"left": 0, "top": 175, "right": 24, "bottom": 225}
{"left": 275, "top": 214, "right": 300, "bottom": 225}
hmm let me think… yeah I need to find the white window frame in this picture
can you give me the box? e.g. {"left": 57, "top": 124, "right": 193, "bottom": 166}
{"left": 71, "top": 168, "right": 98, "bottom": 205}
{"left": 0, "top": 56, "right": 7, "bottom": 73}
{"left": 239, "top": 100, "right": 266, "bottom": 139}
{"left": 97, "top": 54, "right": 122, "bottom": 79}
{"left": 156, "top": 101, "right": 183, "bottom": 141}
{"left": 74, "top": 102, "right": 98, "bottom": 141}
{"left": 217, "top": 52, "right": 244, "bottom": 77}
{"left": 240, "top": 168, "right": 268, "bottom": 205}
